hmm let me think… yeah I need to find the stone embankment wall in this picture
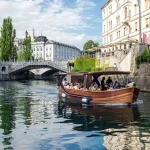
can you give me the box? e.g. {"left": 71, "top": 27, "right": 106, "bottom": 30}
{"left": 135, "top": 63, "right": 150, "bottom": 91}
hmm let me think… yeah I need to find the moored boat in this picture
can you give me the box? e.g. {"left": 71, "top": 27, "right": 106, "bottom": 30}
{"left": 56, "top": 71, "right": 140, "bottom": 105}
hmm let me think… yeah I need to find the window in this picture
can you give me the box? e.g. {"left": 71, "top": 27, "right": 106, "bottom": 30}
{"left": 146, "top": 18, "right": 149, "bottom": 27}
{"left": 109, "top": 20, "right": 112, "bottom": 29}
{"left": 125, "top": 7, "right": 127, "bottom": 19}
{"left": 109, "top": 5, "right": 112, "bottom": 15}
{"left": 134, "top": 5, "right": 137, "bottom": 15}
{"left": 124, "top": 27, "right": 126, "bottom": 35}
{"left": 135, "top": 22, "right": 138, "bottom": 31}
{"left": 145, "top": 0, "right": 150, "bottom": 10}
{"left": 117, "top": 31, "right": 120, "bottom": 39}
{"left": 103, "top": 10, "right": 105, "bottom": 18}
{"left": 129, "top": 44, "right": 132, "bottom": 48}
{"left": 129, "top": 10, "right": 131, "bottom": 18}
{"left": 124, "top": 44, "right": 126, "bottom": 49}
{"left": 110, "top": 35, "right": 113, "bottom": 42}
{"left": 116, "top": 0, "right": 120, "bottom": 9}
{"left": 129, "top": 26, "right": 131, "bottom": 33}
{"left": 116, "top": 16, "right": 120, "bottom": 25}
{"left": 104, "top": 38, "right": 106, "bottom": 44}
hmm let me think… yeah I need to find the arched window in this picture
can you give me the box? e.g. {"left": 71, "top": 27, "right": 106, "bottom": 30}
{"left": 124, "top": 27, "right": 126, "bottom": 35}
{"left": 134, "top": 5, "right": 137, "bottom": 15}
{"left": 125, "top": 7, "right": 127, "bottom": 19}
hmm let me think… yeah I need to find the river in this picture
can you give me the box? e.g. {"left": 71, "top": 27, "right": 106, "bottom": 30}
{"left": 0, "top": 80, "right": 149, "bottom": 150}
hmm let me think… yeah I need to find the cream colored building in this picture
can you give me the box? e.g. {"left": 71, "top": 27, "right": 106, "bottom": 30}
{"left": 101, "top": 0, "right": 150, "bottom": 53}
{"left": 31, "top": 36, "right": 81, "bottom": 61}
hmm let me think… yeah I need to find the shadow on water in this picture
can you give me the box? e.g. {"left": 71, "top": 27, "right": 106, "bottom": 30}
{"left": 57, "top": 99, "right": 140, "bottom": 131}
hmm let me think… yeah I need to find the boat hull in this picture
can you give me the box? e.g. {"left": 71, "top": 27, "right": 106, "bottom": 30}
{"left": 58, "top": 86, "right": 140, "bottom": 104}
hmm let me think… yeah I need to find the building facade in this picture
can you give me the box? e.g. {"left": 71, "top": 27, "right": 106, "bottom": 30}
{"left": 32, "top": 37, "right": 81, "bottom": 61}
{"left": 14, "top": 38, "right": 24, "bottom": 52}
{"left": 101, "top": 0, "right": 150, "bottom": 52}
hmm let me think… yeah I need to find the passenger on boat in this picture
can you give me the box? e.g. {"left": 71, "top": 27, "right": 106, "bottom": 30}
{"left": 62, "top": 78, "right": 67, "bottom": 86}
{"left": 128, "top": 78, "right": 132, "bottom": 84}
{"left": 89, "top": 82, "right": 94, "bottom": 91}
{"left": 97, "top": 86, "right": 101, "bottom": 91}
{"left": 108, "top": 83, "right": 113, "bottom": 90}
{"left": 101, "top": 77, "right": 105, "bottom": 90}
{"left": 89, "top": 82, "right": 97, "bottom": 91}
{"left": 69, "top": 83, "right": 73, "bottom": 88}
{"left": 113, "top": 82, "right": 120, "bottom": 90}
{"left": 73, "top": 82, "right": 79, "bottom": 89}
{"left": 106, "top": 76, "right": 113, "bottom": 87}
{"left": 65, "top": 83, "right": 70, "bottom": 88}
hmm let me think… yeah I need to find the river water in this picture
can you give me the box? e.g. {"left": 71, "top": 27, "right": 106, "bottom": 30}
{"left": 0, "top": 80, "right": 149, "bottom": 150}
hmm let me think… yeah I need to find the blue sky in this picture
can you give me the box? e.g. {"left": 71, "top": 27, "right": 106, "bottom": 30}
{"left": 0, "top": 0, "right": 107, "bottom": 49}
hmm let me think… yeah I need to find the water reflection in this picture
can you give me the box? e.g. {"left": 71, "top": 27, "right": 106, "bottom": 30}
{"left": 0, "top": 81, "right": 149, "bottom": 150}
{"left": 0, "top": 82, "right": 18, "bottom": 149}
{"left": 58, "top": 100, "right": 150, "bottom": 149}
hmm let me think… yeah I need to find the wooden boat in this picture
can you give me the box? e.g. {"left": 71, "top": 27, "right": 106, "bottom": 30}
{"left": 56, "top": 71, "right": 140, "bottom": 105}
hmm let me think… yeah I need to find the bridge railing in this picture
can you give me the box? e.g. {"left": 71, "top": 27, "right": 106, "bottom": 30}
{"left": 7, "top": 60, "right": 67, "bottom": 73}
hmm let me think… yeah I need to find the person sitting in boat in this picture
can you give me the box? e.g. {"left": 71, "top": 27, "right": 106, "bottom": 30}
{"left": 108, "top": 83, "right": 113, "bottom": 90}
{"left": 65, "top": 83, "right": 70, "bottom": 88}
{"left": 69, "top": 83, "right": 73, "bottom": 88}
{"left": 101, "top": 77, "right": 105, "bottom": 91}
{"left": 128, "top": 78, "right": 132, "bottom": 84}
{"left": 73, "top": 82, "right": 79, "bottom": 90}
{"left": 62, "top": 78, "right": 67, "bottom": 86}
{"left": 97, "top": 86, "right": 101, "bottom": 91}
{"left": 89, "top": 82, "right": 96, "bottom": 91}
{"left": 106, "top": 76, "right": 113, "bottom": 87}
{"left": 113, "top": 81, "right": 120, "bottom": 90}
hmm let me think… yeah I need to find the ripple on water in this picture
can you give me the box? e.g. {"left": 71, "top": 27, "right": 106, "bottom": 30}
{"left": 0, "top": 81, "right": 150, "bottom": 150}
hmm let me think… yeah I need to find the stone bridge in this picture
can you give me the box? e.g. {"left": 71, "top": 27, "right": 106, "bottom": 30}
{"left": 0, "top": 61, "right": 67, "bottom": 80}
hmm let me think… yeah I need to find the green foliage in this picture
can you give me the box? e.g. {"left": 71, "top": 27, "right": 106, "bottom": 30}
{"left": 17, "top": 51, "right": 25, "bottom": 61}
{"left": 18, "top": 31, "right": 32, "bottom": 61}
{"left": 135, "top": 48, "right": 150, "bottom": 69}
{"left": 72, "top": 56, "right": 104, "bottom": 72}
{"left": 0, "top": 17, "right": 16, "bottom": 61}
{"left": 10, "top": 29, "right": 17, "bottom": 61}
{"left": 83, "top": 40, "right": 99, "bottom": 51}
{"left": 23, "top": 31, "right": 32, "bottom": 61}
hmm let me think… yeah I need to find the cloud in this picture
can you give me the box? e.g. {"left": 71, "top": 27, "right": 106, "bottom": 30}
{"left": 94, "top": 18, "right": 102, "bottom": 23}
{"left": 0, "top": 0, "right": 100, "bottom": 49}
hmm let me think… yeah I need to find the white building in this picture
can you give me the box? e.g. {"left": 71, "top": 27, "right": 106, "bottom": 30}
{"left": 32, "top": 36, "right": 81, "bottom": 61}
{"left": 14, "top": 38, "right": 24, "bottom": 52}
{"left": 101, "top": 0, "right": 150, "bottom": 52}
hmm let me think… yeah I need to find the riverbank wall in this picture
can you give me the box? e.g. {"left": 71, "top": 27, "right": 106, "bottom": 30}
{"left": 135, "top": 63, "right": 150, "bottom": 91}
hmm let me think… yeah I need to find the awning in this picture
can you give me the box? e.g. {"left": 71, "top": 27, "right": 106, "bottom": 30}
{"left": 86, "top": 40, "right": 138, "bottom": 51}
{"left": 56, "top": 71, "right": 130, "bottom": 76}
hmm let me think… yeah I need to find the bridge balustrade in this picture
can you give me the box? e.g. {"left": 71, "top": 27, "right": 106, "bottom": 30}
{"left": 5, "top": 61, "right": 67, "bottom": 74}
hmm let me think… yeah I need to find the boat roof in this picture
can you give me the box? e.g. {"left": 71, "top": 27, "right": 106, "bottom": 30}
{"left": 56, "top": 71, "right": 130, "bottom": 76}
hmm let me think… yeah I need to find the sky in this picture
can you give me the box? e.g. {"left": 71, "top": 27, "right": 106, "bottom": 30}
{"left": 0, "top": 0, "right": 107, "bottom": 50}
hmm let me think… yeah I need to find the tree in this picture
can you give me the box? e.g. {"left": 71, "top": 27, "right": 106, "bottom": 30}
{"left": 0, "top": 17, "right": 16, "bottom": 61}
{"left": 21, "top": 31, "right": 32, "bottom": 61}
{"left": 83, "top": 40, "right": 99, "bottom": 51}
{"left": 17, "top": 51, "right": 24, "bottom": 61}
{"left": 10, "top": 29, "right": 17, "bottom": 61}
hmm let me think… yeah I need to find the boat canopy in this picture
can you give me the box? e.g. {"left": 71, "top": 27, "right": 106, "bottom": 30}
{"left": 56, "top": 71, "right": 130, "bottom": 76}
